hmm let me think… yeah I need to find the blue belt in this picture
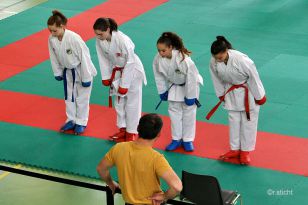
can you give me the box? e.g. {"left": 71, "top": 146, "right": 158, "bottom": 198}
{"left": 155, "top": 83, "right": 185, "bottom": 110}
{"left": 195, "top": 99, "right": 202, "bottom": 108}
{"left": 63, "top": 68, "right": 76, "bottom": 102}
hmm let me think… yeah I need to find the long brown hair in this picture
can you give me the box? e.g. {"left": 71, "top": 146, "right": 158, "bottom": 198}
{"left": 157, "top": 32, "right": 191, "bottom": 61}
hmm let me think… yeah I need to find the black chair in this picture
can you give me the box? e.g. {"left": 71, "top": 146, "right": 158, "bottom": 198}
{"left": 180, "top": 171, "right": 242, "bottom": 205}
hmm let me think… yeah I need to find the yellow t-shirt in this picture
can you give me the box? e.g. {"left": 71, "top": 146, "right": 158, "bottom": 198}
{"left": 104, "top": 141, "right": 172, "bottom": 204}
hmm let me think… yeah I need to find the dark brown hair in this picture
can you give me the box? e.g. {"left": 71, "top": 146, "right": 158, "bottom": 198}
{"left": 157, "top": 32, "right": 191, "bottom": 61}
{"left": 93, "top": 18, "right": 118, "bottom": 33}
{"left": 47, "top": 10, "right": 67, "bottom": 27}
{"left": 210, "top": 36, "right": 233, "bottom": 55}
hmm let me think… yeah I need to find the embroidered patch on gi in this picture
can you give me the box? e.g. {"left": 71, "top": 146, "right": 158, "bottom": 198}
{"left": 175, "top": 69, "right": 183, "bottom": 74}
{"left": 116, "top": 52, "right": 122, "bottom": 57}
{"left": 66, "top": 49, "right": 72, "bottom": 54}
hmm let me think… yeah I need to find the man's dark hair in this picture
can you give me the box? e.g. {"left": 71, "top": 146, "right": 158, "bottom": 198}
{"left": 137, "top": 113, "right": 163, "bottom": 140}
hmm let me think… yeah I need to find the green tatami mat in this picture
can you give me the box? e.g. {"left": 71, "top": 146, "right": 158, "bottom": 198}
{"left": 0, "top": 0, "right": 107, "bottom": 47}
{"left": 0, "top": 122, "right": 106, "bottom": 178}
{"left": 0, "top": 163, "right": 125, "bottom": 205}
{"left": 0, "top": 122, "right": 307, "bottom": 205}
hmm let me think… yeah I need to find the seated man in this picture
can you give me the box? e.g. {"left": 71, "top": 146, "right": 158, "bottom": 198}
{"left": 97, "top": 113, "right": 182, "bottom": 205}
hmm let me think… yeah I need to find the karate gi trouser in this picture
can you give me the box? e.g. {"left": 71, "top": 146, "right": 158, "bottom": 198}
{"left": 65, "top": 74, "right": 92, "bottom": 126}
{"left": 168, "top": 101, "right": 197, "bottom": 142}
{"left": 228, "top": 105, "right": 260, "bottom": 151}
{"left": 114, "top": 74, "right": 143, "bottom": 134}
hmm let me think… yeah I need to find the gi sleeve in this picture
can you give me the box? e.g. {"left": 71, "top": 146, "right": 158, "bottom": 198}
{"left": 241, "top": 57, "right": 266, "bottom": 100}
{"left": 153, "top": 54, "right": 168, "bottom": 94}
{"left": 74, "top": 36, "right": 97, "bottom": 83}
{"left": 184, "top": 58, "right": 199, "bottom": 99}
{"left": 118, "top": 42, "right": 136, "bottom": 89}
{"left": 96, "top": 39, "right": 112, "bottom": 80}
{"left": 48, "top": 37, "right": 63, "bottom": 77}
{"left": 209, "top": 58, "right": 225, "bottom": 98}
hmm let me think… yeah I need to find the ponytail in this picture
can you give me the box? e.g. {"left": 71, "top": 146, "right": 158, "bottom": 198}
{"left": 210, "top": 36, "right": 233, "bottom": 55}
{"left": 47, "top": 10, "right": 67, "bottom": 26}
{"left": 107, "top": 18, "right": 118, "bottom": 32}
{"left": 93, "top": 17, "right": 118, "bottom": 33}
{"left": 157, "top": 32, "right": 191, "bottom": 61}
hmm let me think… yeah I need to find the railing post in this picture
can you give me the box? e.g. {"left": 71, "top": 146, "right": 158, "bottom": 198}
{"left": 106, "top": 187, "right": 114, "bottom": 205}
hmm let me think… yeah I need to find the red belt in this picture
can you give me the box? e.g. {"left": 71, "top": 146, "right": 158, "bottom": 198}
{"left": 109, "top": 67, "right": 123, "bottom": 108}
{"left": 206, "top": 83, "right": 250, "bottom": 121}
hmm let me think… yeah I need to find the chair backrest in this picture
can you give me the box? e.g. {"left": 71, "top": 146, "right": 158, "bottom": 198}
{"left": 181, "top": 170, "right": 224, "bottom": 205}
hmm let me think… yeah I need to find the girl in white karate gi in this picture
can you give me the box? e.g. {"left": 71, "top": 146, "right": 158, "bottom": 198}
{"left": 47, "top": 10, "right": 97, "bottom": 135}
{"left": 207, "top": 36, "right": 266, "bottom": 164}
{"left": 153, "top": 32, "right": 203, "bottom": 152}
{"left": 93, "top": 18, "right": 147, "bottom": 142}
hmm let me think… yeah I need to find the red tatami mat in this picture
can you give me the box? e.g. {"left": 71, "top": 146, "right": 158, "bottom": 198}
{"left": 0, "top": 0, "right": 167, "bottom": 81}
{"left": 1, "top": 90, "right": 307, "bottom": 176}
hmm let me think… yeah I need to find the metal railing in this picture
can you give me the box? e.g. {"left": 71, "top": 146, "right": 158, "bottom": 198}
{"left": 0, "top": 165, "right": 189, "bottom": 205}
